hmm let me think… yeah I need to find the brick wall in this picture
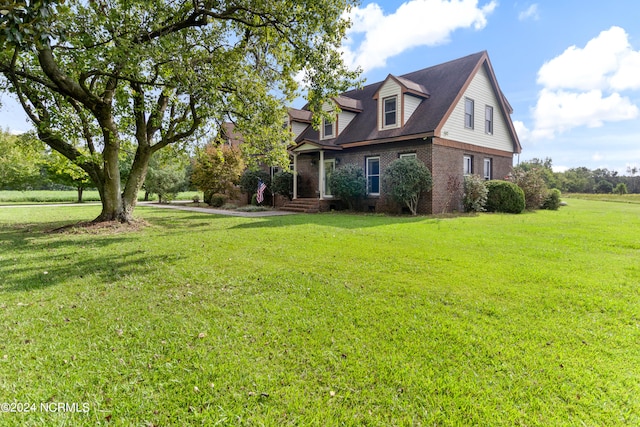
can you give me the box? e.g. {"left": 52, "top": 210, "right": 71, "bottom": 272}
{"left": 293, "top": 138, "right": 514, "bottom": 214}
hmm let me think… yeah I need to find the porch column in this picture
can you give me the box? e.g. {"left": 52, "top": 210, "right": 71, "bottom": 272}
{"left": 293, "top": 153, "right": 298, "bottom": 200}
{"left": 319, "top": 150, "right": 325, "bottom": 199}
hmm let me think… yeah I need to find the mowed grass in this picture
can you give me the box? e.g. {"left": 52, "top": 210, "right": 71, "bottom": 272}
{"left": 0, "top": 190, "right": 202, "bottom": 204}
{"left": 0, "top": 200, "right": 639, "bottom": 426}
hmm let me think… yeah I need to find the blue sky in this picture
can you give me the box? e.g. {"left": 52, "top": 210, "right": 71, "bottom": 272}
{"left": 2, "top": 0, "right": 639, "bottom": 173}
{"left": 334, "top": 0, "right": 640, "bottom": 173}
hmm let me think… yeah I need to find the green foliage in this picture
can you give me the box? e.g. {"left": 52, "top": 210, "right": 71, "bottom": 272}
{"left": 485, "top": 180, "right": 525, "bottom": 213}
{"left": 594, "top": 180, "right": 613, "bottom": 194}
{"left": 239, "top": 169, "right": 271, "bottom": 198}
{"left": 509, "top": 165, "right": 548, "bottom": 209}
{"left": 209, "top": 193, "right": 228, "bottom": 208}
{"left": 541, "top": 188, "right": 562, "bottom": 210}
{"left": 1, "top": 200, "right": 640, "bottom": 425}
{"left": 144, "top": 161, "right": 187, "bottom": 204}
{"left": 1, "top": 0, "right": 360, "bottom": 221}
{"left": 0, "top": 130, "right": 45, "bottom": 190}
{"left": 271, "top": 171, "right": 294, "bottom": 200}
{"left": 191, "top": 144, "right": 244, "bottom": 205}
{"left": 614, "top": 182, "right": 628, "bottom": 195}
{"left": 327, "top": 163, "right": 366, "bottom": 210}
{"left": 381, "top": 158, "right": 432, "bottom": 215}
{"left": 462, "top": 174, "right": 488, "bottom": 213}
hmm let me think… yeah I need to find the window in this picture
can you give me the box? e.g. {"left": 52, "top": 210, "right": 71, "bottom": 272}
{"left": 463, "top": 155, "right": 473, "bottom": 175}
{"left": 465, "top": 98, "right": 474, "bottom": 129}
{"left": 485, "top": 105, "right": 493, "bottom": 134}
{"left": 399, "top": 153, "right": 417, "bottom": 159}
{"left": 322, "top": 117, "right": 334, "bottom": 139}
{"left": 483, "top": 158, "right": 492, "bottom": 180}
{"left": 366, "top": 157, "right": 380, "bottom": 195}
{"left": 383, "top": 96, "right": 397, "bottom": 127}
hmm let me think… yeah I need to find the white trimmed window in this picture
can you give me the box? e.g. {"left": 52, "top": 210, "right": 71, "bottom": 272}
{"left": 383, "top": 96, "right": 397, "bottom": 128}
{"left": 322, "top": 117, "right": 335, "bottom": 139}
{"left": 465, "top": 98, "right": 474, "bottom": 129}
{"left": 366, "top": 157, "right": 380, "bottom": 195}
{"left": 399, "top": 153, "right": 417, "bottom": 159}
{"left": 485, "top": 105, "right": 493, "bottom": 134}
{"left": 483, "top": 158, "right": 492, "bottom": 180}
{"left": 464, "top": 155, "right": 473, "bottom": 175}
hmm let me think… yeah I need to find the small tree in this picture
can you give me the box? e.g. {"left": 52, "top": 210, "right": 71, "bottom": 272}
{"left": 327, "top": 163, "right": 366, "bottom": 210}
{"left": 272, "top": 171, "right": 294, "bottom": 201}
{"left": 508, "top": 166, "right": 548, "bottom": 209}
{"left": 145, "top": 162, "right": 187, "bottom": 203}
{"left": 44, "top": 151, "right": 93, "bottom": 202}
{"left": 382, "top": 158, "right": 432, "bottom": 215}
{"left": 191, "top": 144, "right": 244, "bottom": 205}
{"left": 614, "top": 182, "right": 628, "bottom": 195}
{"left": 463, "top": 174, "right": 488, "bottom": 213}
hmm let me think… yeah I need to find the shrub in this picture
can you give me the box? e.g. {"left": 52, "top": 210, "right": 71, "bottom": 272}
{"left": 210, "top": 193, "right": 228, "bottom": 207}
{"left": 192, "top": 194, "right": 200, "bottom": 203}
{"left": 463, "top": 174, "right": 488, "bottom": 213}
{"left": 272, "top": 171, "right": 294, "bottom": 200}
{"left": 381, "top": 158, "right": 432, "bottom": 215}
{"left": 614, "top": 182, "right": 628, "bottom": 195}
{"left": 508, "top": 166, "right": 547, "bottom": 209}
{"left": 485, "top": 180, "right": 525, "bottom": 214}
{"left": 541, "top": 188, "right": 562, "bottom": 210}
{"left": 328, "top": 163, "right": 366, "bottom": 210}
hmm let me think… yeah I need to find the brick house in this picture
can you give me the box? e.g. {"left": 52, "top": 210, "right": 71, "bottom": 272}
{"left": 285, "top": 51, "right": 521, "bottom": 214}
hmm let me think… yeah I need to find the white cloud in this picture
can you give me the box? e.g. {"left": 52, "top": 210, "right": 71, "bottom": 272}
{"left": 536, "top": 26, "right": 639, "bottom": 92}
{"left": 532, "top": 89, "right": 639, "bottom": 140}
{"left": 342, "top": 0, "right": 497, "bottom": 72}
{"left": 518, "top": 4, "right": 539, "bottom": 21}
{"left": 527, "top": 26, "right": 640, "bottom": 141}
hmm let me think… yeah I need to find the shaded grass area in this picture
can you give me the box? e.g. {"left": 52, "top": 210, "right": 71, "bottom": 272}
{"left": 0, "top": 200, "right": 639, "bottom": 425}
{"left": 0, "top": 190, "right": 202, "bottom": 204}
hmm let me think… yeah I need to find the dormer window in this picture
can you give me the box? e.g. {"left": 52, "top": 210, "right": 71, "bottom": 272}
{"left": 383, "top": 96, "right": 397, "bottom": 128}
{"left": 322, "top": 117, "right": 335, "bottom": 139}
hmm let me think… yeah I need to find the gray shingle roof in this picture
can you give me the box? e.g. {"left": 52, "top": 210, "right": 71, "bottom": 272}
{"left": 294, "top": 51, "right": 520, "bottom": 153}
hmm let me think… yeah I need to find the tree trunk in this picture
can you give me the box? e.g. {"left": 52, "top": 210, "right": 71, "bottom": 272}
{"left": 77, "top": 186, "right": 84, "bottom": 203}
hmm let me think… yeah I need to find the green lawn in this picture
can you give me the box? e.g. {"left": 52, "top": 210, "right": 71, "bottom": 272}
{"left": 0, "top": 190, "right": 202, "bottom": 204}
{"left": 0, "top": 200, "right": 638, "bottom": 426}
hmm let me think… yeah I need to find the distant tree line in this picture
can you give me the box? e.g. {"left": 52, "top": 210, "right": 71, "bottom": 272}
{"left": 517, "top": 158, "right": 639, "bottom": 195}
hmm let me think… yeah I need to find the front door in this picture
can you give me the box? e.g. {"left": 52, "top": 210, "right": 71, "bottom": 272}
{"left": 323, "top": 159, "right": 335, "bottom": 197}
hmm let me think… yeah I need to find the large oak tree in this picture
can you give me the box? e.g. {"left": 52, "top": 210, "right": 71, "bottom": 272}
{"left": 0, "top": 0, "right": 358, "bottom": 222}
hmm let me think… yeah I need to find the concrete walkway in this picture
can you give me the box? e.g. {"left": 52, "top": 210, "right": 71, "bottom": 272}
{"left": 0, "top": 201, "right": 297, "bottom": 217}
{"left": 141, "top": 202, "right": 297, "bottom": 217}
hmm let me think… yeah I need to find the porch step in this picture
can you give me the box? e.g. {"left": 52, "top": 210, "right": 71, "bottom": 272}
{"left": 280, "top": 198, "right": 320, "bottom": 213}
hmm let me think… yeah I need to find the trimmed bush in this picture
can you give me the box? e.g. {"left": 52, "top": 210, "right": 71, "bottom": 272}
{"left": 210, "top": 193, "right": 228, "bottom": 207}
{"left": 328, "top": 163, "right": 366, "bottom": 210}
{"left": 485, "top": 180, "right": 525, "bottom": 214}
{"left": 541, "top": 188, "right": 562, "bottom": 210}
{"left": 463, "top": 174, "right": 488, "bottom": 213}
{"left": 381, "top": 158, "right": 432, "bottom": 215}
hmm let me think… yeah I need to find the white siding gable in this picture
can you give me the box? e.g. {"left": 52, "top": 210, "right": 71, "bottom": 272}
{"left": 377, "top": 78, "right": 401, "bottom": 130}
{"left": 440, "top": 65, "right": 514, "bottom": 153}
{"left": 403, "top": 94, "right": 422, "bottom": 125}
{"left": 291, "top": 122, "right": 309, "bottom": 139}
{"left": 338, "top": 111, "right": 357, "bottom": 134}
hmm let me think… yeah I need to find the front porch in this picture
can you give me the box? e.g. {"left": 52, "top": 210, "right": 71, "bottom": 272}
{"left": 291, "top": 144, "right": 342, "bottom": 204}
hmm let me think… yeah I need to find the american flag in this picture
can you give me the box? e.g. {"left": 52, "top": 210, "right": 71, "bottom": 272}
{"left": 256, "top": 179, "right": 267, "bottom": 204}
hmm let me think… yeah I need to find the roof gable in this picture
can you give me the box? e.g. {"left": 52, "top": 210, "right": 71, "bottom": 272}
{"left": 293, "top": 51, "right": 520, "bottom": 154}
